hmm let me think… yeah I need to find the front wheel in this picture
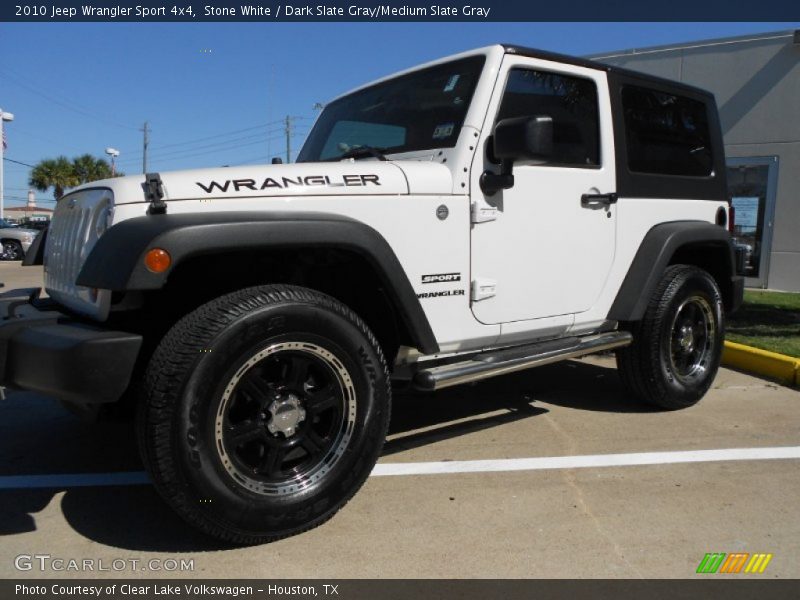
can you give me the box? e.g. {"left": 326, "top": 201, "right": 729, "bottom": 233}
{"left": 1, "top": 240, "right": 24, "bottom": 261}
{"left": 138, "top": 285, "right": 390, "bottom": 544}
{"left": 616, "top": 265, "right": 724, "bottom": 410}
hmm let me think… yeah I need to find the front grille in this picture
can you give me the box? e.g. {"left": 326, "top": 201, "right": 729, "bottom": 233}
{"left": 44, "top": 188, "right": 113, "bottom": 320}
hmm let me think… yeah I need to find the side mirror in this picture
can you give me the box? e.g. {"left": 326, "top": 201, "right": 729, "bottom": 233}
{"left": 493, "top": 115, "right": 553, "bottom": 163}
{"left": 481, "top": 115, "right": 553, "bottom": 196}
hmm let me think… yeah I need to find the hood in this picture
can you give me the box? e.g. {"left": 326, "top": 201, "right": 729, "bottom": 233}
{"left": 76, "top": 161, "right": 454, "bottom": 205}
{"left": 0, "top": 227, "right": 39, "bottom": 235}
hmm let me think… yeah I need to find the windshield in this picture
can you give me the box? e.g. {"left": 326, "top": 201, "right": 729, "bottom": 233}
{"left": 297, "top": 55, "right": 486, "bottom": 162}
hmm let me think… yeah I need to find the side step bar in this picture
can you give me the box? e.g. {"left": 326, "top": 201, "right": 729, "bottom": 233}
{"left": 412, "top": 331, "right": 633, "bottom": 391}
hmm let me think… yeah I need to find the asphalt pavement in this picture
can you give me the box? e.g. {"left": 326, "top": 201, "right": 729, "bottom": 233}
{"left": 0, "top": 263, "right": 798, "bottom": 579}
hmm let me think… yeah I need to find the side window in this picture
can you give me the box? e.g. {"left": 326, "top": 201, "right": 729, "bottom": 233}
{"left": 496, "top": 68, "right": 600, "bottom": 168}
{"left": 622, "top": 86, "right": 713, "bottom": 177}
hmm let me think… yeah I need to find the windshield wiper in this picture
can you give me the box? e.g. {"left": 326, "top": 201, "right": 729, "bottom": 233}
{"left": 338, "top": 146, "right": 388, "bottom": 161}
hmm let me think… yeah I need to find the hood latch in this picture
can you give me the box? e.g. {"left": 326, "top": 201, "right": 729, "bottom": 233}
{"left": 144, "top": 172, "right": 167, "bottom": 215}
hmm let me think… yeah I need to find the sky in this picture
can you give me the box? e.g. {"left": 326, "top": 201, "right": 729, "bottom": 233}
{"left": 1, "top": 21, "right": 799, "bottom": 206}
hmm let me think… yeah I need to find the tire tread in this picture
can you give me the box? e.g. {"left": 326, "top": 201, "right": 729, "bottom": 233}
{"left": 616, "top": 265, "right": 722, "bottom": 410}
{"left": 139, "top": 284, "right": 390, "bottom": 545}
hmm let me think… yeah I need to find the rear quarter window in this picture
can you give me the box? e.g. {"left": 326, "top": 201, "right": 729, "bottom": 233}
{"left": 622, "top": 86, "right": 713, "bottom": 177}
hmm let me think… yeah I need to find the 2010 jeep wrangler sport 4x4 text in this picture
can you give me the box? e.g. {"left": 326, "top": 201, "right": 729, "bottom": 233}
{"left": 0, "top": 45, "right": 743, "bottom": 543}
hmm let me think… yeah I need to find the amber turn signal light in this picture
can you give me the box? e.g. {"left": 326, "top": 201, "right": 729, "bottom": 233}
{"left": 144, "top": 248, "right": 171, "bottom": 273}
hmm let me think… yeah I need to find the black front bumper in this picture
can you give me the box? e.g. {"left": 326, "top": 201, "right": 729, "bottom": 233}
{"left": 0, "top": 288, "right": 142, "bottom": 404}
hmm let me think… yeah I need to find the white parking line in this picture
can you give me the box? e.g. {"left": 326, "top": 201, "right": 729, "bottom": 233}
{"left": 370, "top": 446, "right": 800, "bottom": 476}
{"left": 1, "top": 446, "right": 798, "bottom": 489}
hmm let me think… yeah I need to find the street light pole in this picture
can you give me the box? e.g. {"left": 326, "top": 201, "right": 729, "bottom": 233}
{"left": 0, "top": 108, "right": 15, "bottom": 222}
{"left": 105, "top": 147, "right": 120, "bottom": 176}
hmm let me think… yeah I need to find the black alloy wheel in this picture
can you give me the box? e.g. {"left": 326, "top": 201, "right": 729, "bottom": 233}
{"left": 138, "top": 284, "right": 390, "bottom": 544}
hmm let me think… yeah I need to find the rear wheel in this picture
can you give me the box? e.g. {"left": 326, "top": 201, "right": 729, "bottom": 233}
{"left": 616, "top": 265, "right": 724, "bottom": 410}
{"left": 138, "top": 284, "right": 390, "bottom": 544}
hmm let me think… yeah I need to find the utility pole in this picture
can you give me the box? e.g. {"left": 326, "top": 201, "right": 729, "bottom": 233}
{"left": 284, "top": 115, "right": 293, "bottom": 163}
{"left": 267, "top": 64, "right": 274, "bottom": 162}
{"left": 141, "top": 121, "right": 150, "bottom": 173}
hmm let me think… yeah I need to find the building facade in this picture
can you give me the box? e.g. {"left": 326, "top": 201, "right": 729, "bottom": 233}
{"left": 592, "top": 30, "right": 800, "bottom": 291}
{"left": 4, "top": 190, "right": 53, "bottom": 222}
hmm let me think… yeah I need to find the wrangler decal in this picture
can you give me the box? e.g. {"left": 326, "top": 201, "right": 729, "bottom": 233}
{"left": 195, "top": 174, "right": 381, "bottom": 194}
{"left": 417, "top": 289, "right": 465, "bottom": 299}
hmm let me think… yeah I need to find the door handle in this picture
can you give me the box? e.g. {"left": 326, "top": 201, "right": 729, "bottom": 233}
{"left": 581, "top": 192, "right": 618, "bottom": 207}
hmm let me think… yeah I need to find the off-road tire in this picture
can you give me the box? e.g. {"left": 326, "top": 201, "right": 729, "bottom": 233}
{"left": 616, "top": 265, "right": 724, "bottom": 410}
{"left": 138, "top": 284, "right": 390, "bottom": 544}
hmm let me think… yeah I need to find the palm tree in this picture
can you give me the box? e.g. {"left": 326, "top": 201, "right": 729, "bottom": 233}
{"left": 29, "top": 155, "right": 123, "bottom": 200}
{"left": 28, "top": 156, "right": 79, "bottom": 201}
{"left": 72, "top": 154, "right": 117, "bottom": 183}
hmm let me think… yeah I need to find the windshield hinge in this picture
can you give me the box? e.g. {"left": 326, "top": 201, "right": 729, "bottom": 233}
{"left": 144, "top": 172, "right": 167, "bottom": 215}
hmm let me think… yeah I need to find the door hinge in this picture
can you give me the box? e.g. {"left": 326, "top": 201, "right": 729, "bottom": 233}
{"left": 471, "top": 278, "right": 497, "bottom": 302}
{"left": 471, "top": 201, "right": 498, "bottom": 224}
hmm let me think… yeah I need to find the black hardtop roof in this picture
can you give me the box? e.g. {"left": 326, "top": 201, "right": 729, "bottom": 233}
{"left": 501, "top": 43, "right": 715, "bottom": 99}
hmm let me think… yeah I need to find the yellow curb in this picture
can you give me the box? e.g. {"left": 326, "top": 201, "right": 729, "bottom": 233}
{"left": 722, "top": 341, "right": 800, "bottom": 387}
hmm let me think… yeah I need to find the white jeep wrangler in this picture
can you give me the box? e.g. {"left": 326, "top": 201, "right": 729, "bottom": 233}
{"left": 0, "top": 45, "right": 743, "bottom": 543}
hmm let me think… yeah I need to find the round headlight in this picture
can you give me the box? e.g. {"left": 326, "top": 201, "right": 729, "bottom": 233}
{"left": 94, "top": 203, "right": 112, "bottom": 238}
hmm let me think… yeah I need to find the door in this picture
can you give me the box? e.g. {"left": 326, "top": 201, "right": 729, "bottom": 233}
{"left": 470, "top": 58, "right": 616, "bottom": 325}
{"left": 726, "top": 156, "right": 779, "bottom": 289}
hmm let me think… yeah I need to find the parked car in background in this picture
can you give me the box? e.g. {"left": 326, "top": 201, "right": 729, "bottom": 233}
{"left": 18, "top": 217, "right": 50, "bottom": 231}
{"left": 0, "top": 226, "right": 39, "bottom": 260}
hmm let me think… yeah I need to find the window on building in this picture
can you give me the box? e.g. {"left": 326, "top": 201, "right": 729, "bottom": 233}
{"left": 727, "top": 158, "right": 778, "bottom": 285}
{"left": 496, "top": 69, "right": 600, "bottom": 168}
{"left": 622, "top": 86, "right": 713, "bottom": 177}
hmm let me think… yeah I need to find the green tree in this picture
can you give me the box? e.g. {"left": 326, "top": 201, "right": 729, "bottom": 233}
{"left": 29, "top": 154, "right": 124, "bottom": 200}
{"left": 72, "top": 154, "right": 114, "bottom": 184}
{"left": 28, "top": 156, "right": 79, "bottom": 201}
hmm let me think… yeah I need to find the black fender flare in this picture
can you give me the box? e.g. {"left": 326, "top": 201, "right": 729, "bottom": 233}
{"left": 608, "top": 220, "right": 743, "bottom": 322}
{"left": 77, "top": 211, "right": 439, "bottom": 354}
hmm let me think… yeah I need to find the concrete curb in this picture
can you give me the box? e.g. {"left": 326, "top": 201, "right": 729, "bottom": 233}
{"left": 722, "top": 341, "right": 800, "bottom": 387}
